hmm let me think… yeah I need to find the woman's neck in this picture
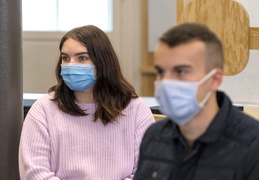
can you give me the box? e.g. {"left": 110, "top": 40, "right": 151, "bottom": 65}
{"left": 74, "top": 89, "right": 95, "bottom": 104}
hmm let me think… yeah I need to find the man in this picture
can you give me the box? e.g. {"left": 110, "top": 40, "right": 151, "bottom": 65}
{"left": 134, "top": 23, "right": 259, "bottom": 180}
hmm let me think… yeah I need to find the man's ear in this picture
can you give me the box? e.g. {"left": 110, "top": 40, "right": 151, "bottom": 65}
{"left": 210, "top": 68, "right": 223, "bottom": 91}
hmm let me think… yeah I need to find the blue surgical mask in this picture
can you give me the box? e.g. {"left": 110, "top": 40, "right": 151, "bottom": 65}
{"left": 155, "top": 69, "right": 216, "bottom": 125}
{"left": 60, "top": 63, "right": 96, "bottom": 91}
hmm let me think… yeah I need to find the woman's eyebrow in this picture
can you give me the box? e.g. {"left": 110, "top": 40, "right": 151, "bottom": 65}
{"left": 60, "top": 52, "right": 89, "bottom": 56}
{"left": 75, "top": 52, "right": 89, "bottom": 56}
{"left": 60, "top": 52, "right": 68, "bottom": 56}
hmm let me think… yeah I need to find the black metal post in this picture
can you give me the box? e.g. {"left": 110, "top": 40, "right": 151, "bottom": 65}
{"left": 0, "top": 0, "right": 23, "bottom": 179}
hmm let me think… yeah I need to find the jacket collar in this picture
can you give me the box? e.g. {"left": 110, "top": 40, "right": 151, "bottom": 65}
{"left": 196, "top": 91, "right": 232, "bottom": 143}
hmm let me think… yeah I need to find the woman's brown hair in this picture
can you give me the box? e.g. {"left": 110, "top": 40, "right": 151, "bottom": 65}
{"left": 49, "top": 25, "right": 138, "bottom": 125}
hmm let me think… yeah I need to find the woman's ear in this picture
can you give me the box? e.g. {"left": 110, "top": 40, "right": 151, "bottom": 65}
{"left": 210, "top": 68, "right": 223, "bottom": 91}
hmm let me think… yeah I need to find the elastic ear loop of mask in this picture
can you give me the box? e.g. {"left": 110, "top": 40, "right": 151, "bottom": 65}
{"left": 197, "top": 69, "right": 217, "bottom": 107}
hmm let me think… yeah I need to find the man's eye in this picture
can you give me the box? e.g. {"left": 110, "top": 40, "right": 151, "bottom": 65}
{"left": 177, "top": 69, "right": 187, "bottom": 75}
{"left": 155, "top": 67, "right": 163, "bottom": 74}
{"left": 157, "top": 69, "right": 164, "bottom": 76}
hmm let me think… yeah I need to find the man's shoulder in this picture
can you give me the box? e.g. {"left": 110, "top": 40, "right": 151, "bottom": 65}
{"left": 217, "top": 91, "right": 259, "bottom": 147}
{"left": 225, "top": 107, "right": 259, "bottom": 147}
{"left": 140, "top": 118, "right": 176, "bottom": 156}
{"left": 142, "top": 118, "right": 175, "bottom": 142}
{"left": 146, "top": 118, "right": 171, "bottom": 131}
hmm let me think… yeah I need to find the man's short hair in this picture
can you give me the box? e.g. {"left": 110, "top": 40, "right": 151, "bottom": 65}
{"left": 160, "top": 22, "right": 224, "bottom": 71}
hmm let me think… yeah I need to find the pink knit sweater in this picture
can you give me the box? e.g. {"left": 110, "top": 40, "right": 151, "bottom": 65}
{"left": 19, "top": 93, "right": 155, "bottom": 180}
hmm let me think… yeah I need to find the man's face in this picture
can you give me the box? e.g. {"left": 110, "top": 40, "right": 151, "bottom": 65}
{"left": 154, "top": 40, "right": 212, "bottom": 103}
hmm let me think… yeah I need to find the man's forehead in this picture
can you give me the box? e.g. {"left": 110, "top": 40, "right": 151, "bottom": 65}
{"left": 156, "top": 40, "right": 206, "bottom": 50}
{"left": 154, "top": 41, "right": 207, "bottom": 69}
{"left": 155, "top": 41, "right": 206, "bottom": 57}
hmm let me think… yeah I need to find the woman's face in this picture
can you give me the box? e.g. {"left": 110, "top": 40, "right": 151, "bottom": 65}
{"left": 60, "top": 38, "right": 94, "bottom": 65}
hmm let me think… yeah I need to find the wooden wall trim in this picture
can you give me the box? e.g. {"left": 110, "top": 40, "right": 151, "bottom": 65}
{"left": 140, "top": 0, "right": 259, "bottom": 95}
{"left": 250, "top": 27, "right": 259, "bottom": 50}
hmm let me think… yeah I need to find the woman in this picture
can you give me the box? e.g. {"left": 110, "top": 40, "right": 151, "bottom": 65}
{"left": 19, "top": 25, "right": 155, "bottom": 180}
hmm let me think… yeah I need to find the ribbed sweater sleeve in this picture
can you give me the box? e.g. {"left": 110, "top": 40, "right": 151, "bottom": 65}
{"left": 19, "top": 94, "right": 155, "bottom": 180}
{"left": 19, "top": 96, "right": 61, "bottom": 180}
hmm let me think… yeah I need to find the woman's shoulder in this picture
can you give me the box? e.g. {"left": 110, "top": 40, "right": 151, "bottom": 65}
{"left": 130, "top": 96, "right": 152, "bottom": 106}
{"left": 126, "top": 97, "right": 155, "bottom": 129}
{"left": 28, "top": 92, "right": 57, "bottom": 113}
{"left": 126, "top": 97, "right": 152, "bottom": 113}
{"left": 33, "top": 92, "right": 55, "bottom": 104}
{"left": 25, "top": 92, "right": 59, "bottom": 120}
{"left": 129, "top": 96, "right": 147, "bottom": 106}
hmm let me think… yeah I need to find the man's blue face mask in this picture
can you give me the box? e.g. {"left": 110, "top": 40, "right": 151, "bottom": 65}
{"left": 155, "top": 69, "right": 216, "bottom": 125}
{"left": 60, "top": 63, "right": 96, "bottom": 91}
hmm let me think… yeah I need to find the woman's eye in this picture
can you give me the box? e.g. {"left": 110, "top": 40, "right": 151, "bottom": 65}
{"left": 61, "top": 56, "right": 69, "bottom": 61}
{"left": 79, "top": 56, "right": 88, "bottom": 60}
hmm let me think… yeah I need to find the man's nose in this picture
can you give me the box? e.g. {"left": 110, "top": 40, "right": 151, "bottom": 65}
{"left": 162, "top": 71, "right": 174, "bottom": 80}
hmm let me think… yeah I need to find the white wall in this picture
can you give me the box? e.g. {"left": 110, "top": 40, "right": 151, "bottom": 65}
{"left": 147, "top": 0, "right": 177, "bottom": 52}
{"left": 23, "top": 0, "right": 259, "bottom": 103}
{"left": 23, "top": 0, "right": 142, "bottom": 94}
{"left": 23, "top": 32, "right": 63, "bottom": 93}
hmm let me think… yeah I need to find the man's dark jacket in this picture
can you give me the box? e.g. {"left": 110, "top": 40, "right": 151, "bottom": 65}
{"left": 134, "top": 91, "right": 259, "bottom": 180}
